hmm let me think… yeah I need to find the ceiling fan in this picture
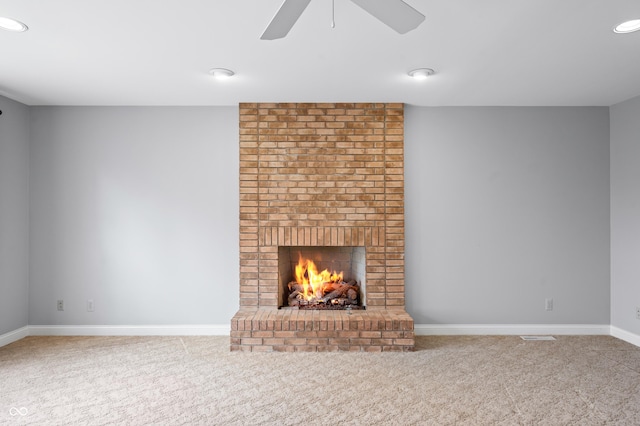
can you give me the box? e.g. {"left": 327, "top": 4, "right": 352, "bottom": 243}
{"left": 260, "top": 0, "right": 425, "bottom": 40}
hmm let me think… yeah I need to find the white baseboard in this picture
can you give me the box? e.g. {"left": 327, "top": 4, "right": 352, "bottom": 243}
{"left": 414, "top": 324, "right": 611, "bottom": 336}
{"left": 4, "top": 324, "right": 636, "bottom": 348}
{"left": 0, "top": 326, "right": 29, "bottom": 348}
{"left": 610, "top": 326, "right": 640, "bottom": 347}
{"left": 28, "top": 324, "right": 231, "bottom": 336}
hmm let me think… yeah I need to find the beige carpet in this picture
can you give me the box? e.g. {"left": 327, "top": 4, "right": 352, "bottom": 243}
{"left": 1, "top": 335, "right": 639, "bottom": 425}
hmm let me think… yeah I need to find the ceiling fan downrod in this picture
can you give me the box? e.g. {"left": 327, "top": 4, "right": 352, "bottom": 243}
{"left": 331, "top": 0, "right": 335, "bottom": 28}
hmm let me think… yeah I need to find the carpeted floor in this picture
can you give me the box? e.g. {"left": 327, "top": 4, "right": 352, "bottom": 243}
{"left": 1, "top": 335, "right": 639, "bottom": 425}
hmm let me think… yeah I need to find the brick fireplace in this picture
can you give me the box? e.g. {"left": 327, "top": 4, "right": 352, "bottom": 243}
{"left": 230, "top": 103, "right": 414, "bottom": 352}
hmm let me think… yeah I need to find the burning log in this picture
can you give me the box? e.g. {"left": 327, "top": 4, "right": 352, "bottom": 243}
{"left": 288, "top": 290, "right": 301, "bottom": 306}
{"left": 347, "top": 288, "right": 358, "bottom": 301}
{"left": 322, "top": 282, "right": 340, "bottom": 293}
{"left": 288, "top": 281, "right": 303, "bottom": 293}
{"left": 320, "top": 283, "right": 359, "bottom": 304}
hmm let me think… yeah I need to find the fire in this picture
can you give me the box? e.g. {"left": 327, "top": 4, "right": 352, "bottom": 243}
{"left": 294, "top": 253, "right": 343, "bottom": 301}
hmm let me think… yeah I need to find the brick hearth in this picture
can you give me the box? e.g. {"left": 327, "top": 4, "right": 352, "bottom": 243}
{"left": 231, "top": 308, "right": 414, "bottom": 352}
{"left": 231, "top": 103, "right": 414, "bottom": 352}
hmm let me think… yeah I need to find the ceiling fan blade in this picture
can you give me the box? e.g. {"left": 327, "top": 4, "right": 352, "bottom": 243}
{"left": 260, "top": 0, "right": 313, "bottom": 40}
{"left": 350, "top": 0, "right": 425, "bottom": 34}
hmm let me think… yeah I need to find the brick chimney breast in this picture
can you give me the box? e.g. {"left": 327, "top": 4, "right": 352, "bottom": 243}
{"left": 232, "top": 103, "right": 414, "bottom": 352}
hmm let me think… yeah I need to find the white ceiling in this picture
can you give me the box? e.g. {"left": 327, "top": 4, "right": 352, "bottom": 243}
{"left": 1, "top": 0, "right": 639, "bottom": 106}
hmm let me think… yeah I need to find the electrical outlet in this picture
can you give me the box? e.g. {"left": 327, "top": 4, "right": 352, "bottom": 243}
{"left": 545, "top": 298, "right": 553, "bottom": 311}
{"left": 87, "top": 299, "right": 95, "bottom": 312}
{"left": 636, "top": 306, "right": 640, "bottom": 320}
{"left": 57, "top": 299, "right": 64, "bottom": 311}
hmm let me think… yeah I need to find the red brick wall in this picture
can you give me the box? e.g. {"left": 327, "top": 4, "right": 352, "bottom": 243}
{"left": 239, "top": 103, "right": 405, "bottom": 310}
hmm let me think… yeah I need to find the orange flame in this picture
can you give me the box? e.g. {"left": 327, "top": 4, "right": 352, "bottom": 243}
{"left": 295, "top": 253, "right": 343, "bottom": 301}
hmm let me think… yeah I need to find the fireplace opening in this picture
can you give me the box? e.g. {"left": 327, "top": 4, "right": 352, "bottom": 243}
{"left": 278, "top": 246, "right": 366, "bottom": 310}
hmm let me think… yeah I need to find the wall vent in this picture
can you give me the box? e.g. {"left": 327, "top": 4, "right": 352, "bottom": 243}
{"left": 520, "top": 336, "right": 556, "bottom": 341}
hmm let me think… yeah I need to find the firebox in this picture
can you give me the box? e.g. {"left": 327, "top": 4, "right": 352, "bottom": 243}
{"left": 278, "top": 246, "right": 366, "bottom": 310}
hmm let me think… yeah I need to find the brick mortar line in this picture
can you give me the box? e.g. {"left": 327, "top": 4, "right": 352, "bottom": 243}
{"left": 257, "top": 108, "right": 262, "bottom": 306}
{"left": 383, "top": 105, "right": 388, "bottom": 308}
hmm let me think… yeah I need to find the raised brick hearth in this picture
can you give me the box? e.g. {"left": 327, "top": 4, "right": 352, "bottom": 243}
{"left": 231, "top": 103, "right": 414, "bottom": 352}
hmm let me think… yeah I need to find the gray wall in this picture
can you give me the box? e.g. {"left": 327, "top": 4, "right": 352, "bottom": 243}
{"left": 0, "top": 96, "right": 30, "bottom": 334}
{"left": 23, "top": 104, "right": 613, "bottom": 328}
{"left": 405, "top": 107, "right": 610, "bottom": 324}
{"left": 611, "top": 95, "right": 640, "bottom": 335}
{"left": 29, "top": 107, "right": 238, "bottom": 325}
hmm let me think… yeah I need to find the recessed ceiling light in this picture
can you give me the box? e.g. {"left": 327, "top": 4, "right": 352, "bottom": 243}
{"left": 408, "top": 68, "right": 435, "bottom": 80}
{"left": 614, "top": 19, "right": 640, "bottom": 33}
{"left": 0, "top": 16, "right": 28, "bottom": 32}
{"left": 209, "top": 68, "right": 235, "bottom": 80}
